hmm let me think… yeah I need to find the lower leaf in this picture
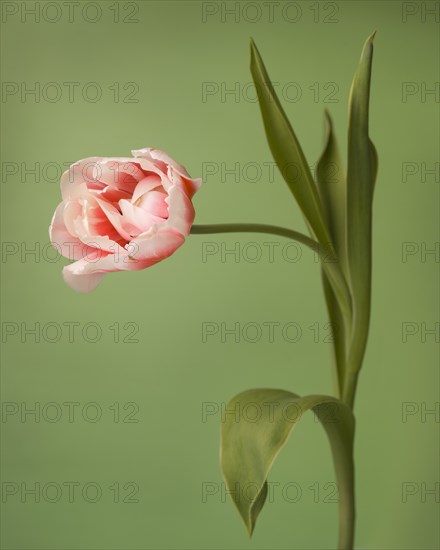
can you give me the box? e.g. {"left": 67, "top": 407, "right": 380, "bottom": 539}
{"left": 220, "top": 388, "right": 355, "bottom": 549}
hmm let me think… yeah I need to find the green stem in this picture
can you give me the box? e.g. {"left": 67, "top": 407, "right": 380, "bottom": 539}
{"left": 191, "top": 223, "right": 352, "bottom": 330}
{"left": 338, "top": 459, "right": 355, "bottom": 550}
{"left": 343, "top": 371, "right": 359, "bottom": 410}
{"left": 343, "top": 310, "right": 371, "bottom": 408}
{"left": 191, "top": 223, "right": 320, "bottom": 251}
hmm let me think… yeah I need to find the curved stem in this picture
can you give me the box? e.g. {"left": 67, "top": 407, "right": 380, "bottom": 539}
{"left": 191, "top": 223, "right": 352, "bottom": 331}
{"left": 191, "top": 223, "right": 320, "bottom": 253}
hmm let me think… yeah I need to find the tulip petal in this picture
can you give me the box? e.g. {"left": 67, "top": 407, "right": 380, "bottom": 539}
{"left": 168, "top": 166, "right": 203, "bottom": 199}
{"left": 61, "top": 157, "right": 103, "bottom": 201}
{"left": 95, "top": 197, "right": 133, "bottom": 242}
{"left": 49, "top": 202, "right": 96, "bottom": 260}
{"left": 97, "top": 160, "right": 145, "bottom": 194}
{"left": 165, "top": 186, "right": 195, "bottom": 236}
{"left": 132, "top": 148, "right": 202, "bottom": 198}
{"left": 119, "top": 199, "right": 163, "bottom": 235}
{"left": 62, "top": 250, "right": 156, "bottom": 292}
{"left": 132, "top": 148, "right": 188, "bottom": 175}
{"left": 131, "top": 227, "right": 185, "bottom": 262}
{"left": 63, "top": 265, "right": 107, "bottom": 293}
{"left": 136, "top": 190, "right": 168, "bottom": 218}
{"left": 132, "top": 175, "right": 163, "bottom": 205}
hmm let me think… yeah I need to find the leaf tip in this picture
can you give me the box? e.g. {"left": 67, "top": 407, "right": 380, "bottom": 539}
{"left": 245, "top": 518, "right": 254, "bottom": 538}
{"left": 364, "top": 30, "right": 377, "bottom": 50}
{"left": 249, "top": 37, "right": 257, "bottom": 54}
{"left": 249, "top": 37, "right": 259, "bottom": 66}
{"left": 322, "top": 109, "right": 334, "bottom": 149}
{"left": 323, "top": 108, "right": 333, "bottom": 127}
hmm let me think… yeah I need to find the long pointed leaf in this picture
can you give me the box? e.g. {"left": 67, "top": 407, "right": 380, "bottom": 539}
{"left": 321, "top": 273, "right": 347, "bottom": 398}
{"left": 250, "top": 40, "right": 352, "bottom": 327}
{"left": 250, "top": 39, "right": 332, "bottom": 249}
{"left": 317, "top": 110, "right": 348, "bottom": 274}
{"left": 316, "top": 111, "right": 349, "bottom": 396}
{"left": 220, "top": 389, "right": 355, "bottom": 548}
{"left": 344, "top": 32, "right": 377, "bottom": 405}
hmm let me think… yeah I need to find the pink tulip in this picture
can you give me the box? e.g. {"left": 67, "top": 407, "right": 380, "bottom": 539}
{"left": 49, "top": 148, "right": 202, "bottom": 292}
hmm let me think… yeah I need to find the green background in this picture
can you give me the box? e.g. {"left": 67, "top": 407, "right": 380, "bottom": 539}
{"left": 1, "top": 1, "right": 438, "bottom": 548}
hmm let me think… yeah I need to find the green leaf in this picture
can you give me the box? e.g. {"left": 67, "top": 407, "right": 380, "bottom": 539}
{"left": 344, "top": 32, "right": 377, "bottom": 405}
{"left": 321, "top": 273, "right": 347, "bottom": 398}
{"left": 250, "top": 39, "right": 353, "bottom": 331}
{"left": 316, "top": 111, "right": 349, "bottom": 397}
{"left": 317, "top": 110, "right": 348, "bottom": 275}
{"left": 220, "top": 389, "right": 355, "bottom": 548}
{"left": 250, "top": 39, "right": 332, "bottom": 249}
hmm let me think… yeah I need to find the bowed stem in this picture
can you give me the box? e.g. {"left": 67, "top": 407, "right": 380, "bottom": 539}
{"left": 190, "top": 223, "right": 352, "bottom": 336}
{"left": 191, "top": 223, "right": 319, "bottom": 250}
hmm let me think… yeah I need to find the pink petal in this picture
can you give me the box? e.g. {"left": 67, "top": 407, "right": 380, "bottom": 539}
{"left": 119, "top": 199, "right": 163, "bottom": 235}
{"left": 92, "top": 186, "right": 132, "bottom": 203}
{"left": 61, "top": 157, "right": 103, "bottom": 201}
{"left": 137, "top": 190, "right": 169, "bottom": 218}
{"left": 132, "top": 148, "right": 189, "bottom": 176}
{"left": 164, "top": 186, "right": 195, "bottom": 236}
{"left": 62, "top": 247, "right": 157, "bottom": 292}
{"left": 168, "top": 166, "right": 203, "bottom": 199}
{"left": 131, "top": 227, "right": 185, "bottom": 262}
{"left": 63, "top": 200, "right": 124, "bottom": 255}
{"left": 132, "top": 175, "right": 163, "bottom": 204}
{"left": 131, "top": 148, "right": 202, "bottom": 198}
{"left": 49, "top": 202, "right": 96, "bottom": 260}
{"left": 95, "top": 197, "right": 133, "bottom": 242}
{"left": 97, "top": 160, "right": 145, "bottom": 194}
{"left": 63, "top": 264, "right": 106, "bottom": 293}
